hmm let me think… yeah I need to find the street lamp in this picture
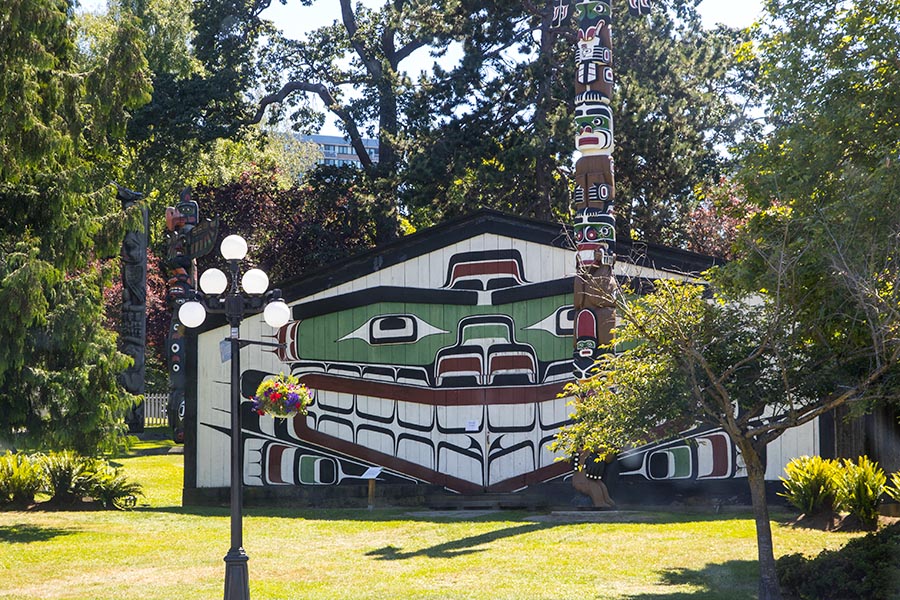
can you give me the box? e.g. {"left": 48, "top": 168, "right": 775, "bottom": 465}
{"left": 178, "top": 234, "right": 290, "bottom": 600}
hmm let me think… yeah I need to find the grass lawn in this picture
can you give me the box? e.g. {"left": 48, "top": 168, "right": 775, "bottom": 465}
{"left": 0, "top": 429, "right": 863, "bottom": 600}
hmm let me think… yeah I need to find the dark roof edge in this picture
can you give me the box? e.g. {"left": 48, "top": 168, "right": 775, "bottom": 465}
{"left": 278, "top": 209, "right": 569, "bottom": 300}
{"left": 278, "top": 209, "right": 722, "bottom": 303}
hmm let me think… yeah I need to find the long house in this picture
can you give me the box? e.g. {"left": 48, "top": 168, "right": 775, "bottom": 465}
{"left": 181, "top": 210, "right": 891, "bottom": 506}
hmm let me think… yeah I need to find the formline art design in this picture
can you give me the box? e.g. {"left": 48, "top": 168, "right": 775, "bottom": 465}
{"left": 187, "top": 212, "right": 807, "bottom": 507}
{"left": 563, "top": 0, "right": 653, "bottom": 506}
{"left": 184, "top": 2, "right": 824, "bottom": 502}
{"left": 118, "top": 185, "right": 149, "bottom": 433}
{"left": 164, "top": 188, "right": 218, "bottom": 442}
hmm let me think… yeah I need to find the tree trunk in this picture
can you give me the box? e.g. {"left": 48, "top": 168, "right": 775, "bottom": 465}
{"left": 530, "top": 2, "right": 555, "bottom": 221}
{"left": 738, "top": 438, "right": 783, "bottom": 600}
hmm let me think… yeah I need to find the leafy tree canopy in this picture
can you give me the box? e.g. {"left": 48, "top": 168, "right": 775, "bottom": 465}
{"left": 0, "top": 0, "right": 153, "bottom": 453}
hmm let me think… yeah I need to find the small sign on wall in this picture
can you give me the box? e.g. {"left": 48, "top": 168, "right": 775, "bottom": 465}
{"left": 466, "top": 419, "right": 480, "bottom": 432}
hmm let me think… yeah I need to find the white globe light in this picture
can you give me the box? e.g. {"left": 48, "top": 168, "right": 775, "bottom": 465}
{"left": 199, "top": 268, "right": 228, "bottom": 295}
{"left": 242, "top": 268, "right": 269, "bottom": 295}
{"left": 178, "top": 301, "right": 207, "bottom": 328}
{"left": 220, "top": 235, "right": 248, "bottom": 261}
{"left": 263, "top": 300, "right": 291, "bottom": 328}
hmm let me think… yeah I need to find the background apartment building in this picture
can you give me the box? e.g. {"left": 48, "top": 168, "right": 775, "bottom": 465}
{"left": 301, "top": 134, "right": 379, "bottom": 168}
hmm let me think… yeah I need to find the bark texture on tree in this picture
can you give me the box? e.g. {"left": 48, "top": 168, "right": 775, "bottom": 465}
{"left": 737, "top": 437, "right": 783, "bottom": 600}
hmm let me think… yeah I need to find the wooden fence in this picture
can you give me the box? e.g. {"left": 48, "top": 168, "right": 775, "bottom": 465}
{"left": 142, "top": 393, "right": 169, "bottom": 427}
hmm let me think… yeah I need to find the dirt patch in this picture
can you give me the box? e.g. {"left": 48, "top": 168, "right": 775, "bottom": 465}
{"left": 788, "top": 512, "right": 900, "bottom": 532}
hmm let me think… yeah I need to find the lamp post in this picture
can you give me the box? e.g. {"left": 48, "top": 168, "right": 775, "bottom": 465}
{"left": 178, "top": 234, "right": 290, "bottom": 600}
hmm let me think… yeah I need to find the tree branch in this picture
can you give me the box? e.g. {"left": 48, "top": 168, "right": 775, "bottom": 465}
{"left": 340, "top": 0, "right": 382, "bottom": 77}
{"left": 247, "top": 80, "right": 374, "bottom": 171}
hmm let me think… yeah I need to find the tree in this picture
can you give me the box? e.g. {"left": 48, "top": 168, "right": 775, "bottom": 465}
{"left": 684, "top": 177, "right": 757, "bottom": 260}
{"left": 401, "top": 0, "right": 749, "bottom": 242}
{"left": 0, "top": 0, "right": 153, "bottom": 453}
{"left": 246, "top": 1, "right": 747, "bottom": 243}
{"left": 193, "top": 164, "right": 378, "bottom": 283}
{"left": 557, "top": 2, "right": 900, "bottom": 597}
{"left": 555, "top": 240, "right": 900, "bottom": 599}
{"left": 737, "top": 0, "right": 900, "bottom": 410}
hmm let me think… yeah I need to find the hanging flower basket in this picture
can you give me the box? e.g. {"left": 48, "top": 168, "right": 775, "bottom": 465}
{"left": 251, "top": 373, "right": 312, "bottom": 418}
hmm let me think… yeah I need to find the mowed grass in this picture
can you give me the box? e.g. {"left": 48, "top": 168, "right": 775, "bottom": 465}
{"left": 0, "top": 429, "right": 863, "bottom": 600}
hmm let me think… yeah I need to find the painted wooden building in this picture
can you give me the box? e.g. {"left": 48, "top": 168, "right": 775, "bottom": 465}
{"left": 182, "top": 210, "right": 824, "bottom": 505}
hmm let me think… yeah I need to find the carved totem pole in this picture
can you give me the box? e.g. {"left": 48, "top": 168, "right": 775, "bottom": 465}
{"left": 163, "top": 188, "right": 218, "bottom": 442}
{"left": 559, "top": 0, "right": 651, "bottom": 506}
{"left": 118, "top": 185, "right": 149, "bottom": 434}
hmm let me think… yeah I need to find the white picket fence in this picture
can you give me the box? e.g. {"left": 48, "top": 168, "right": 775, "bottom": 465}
{"left": 142, "top": 393, "right": 169, "bottom": 427}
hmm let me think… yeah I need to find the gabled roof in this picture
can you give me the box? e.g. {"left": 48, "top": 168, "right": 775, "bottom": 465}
{"left": 278, "top": 208, "right": 721, "bottom": 303}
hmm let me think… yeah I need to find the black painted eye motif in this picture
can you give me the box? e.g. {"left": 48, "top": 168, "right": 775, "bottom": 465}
{"left": 339, "top": 314, "right": 448, "bottom": 345}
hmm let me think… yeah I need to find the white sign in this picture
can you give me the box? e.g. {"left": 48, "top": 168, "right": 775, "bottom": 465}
{"left": 361, "top": 467, "right": 383, "bottom": 480}
{"left": 465, "top": 419, "right": 480, "bottom": 432}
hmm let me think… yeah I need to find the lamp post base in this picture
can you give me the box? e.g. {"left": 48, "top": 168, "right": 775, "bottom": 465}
{"left": 223, "top": 548, "right": 250, "bottom": 600}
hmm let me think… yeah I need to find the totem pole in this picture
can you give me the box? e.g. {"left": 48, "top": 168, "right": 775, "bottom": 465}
{"left": 560, "top": 0, "right": 651, "bottom": 507}
{"left": 118, "top": 185, "right": 149, "bottom": 434}
{"left": 164, "top": 188, "right": 218, "bottom": 442}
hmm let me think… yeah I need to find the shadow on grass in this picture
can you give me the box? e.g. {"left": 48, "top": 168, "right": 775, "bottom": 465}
{"left": 138, "top": 504, "right": 771, "bottom": 527}
{"left": 620, "top": 560, "right": 759, "bottom": 600}
{"left": 0, "top": 523, "right": 75, "bottom": 544}
{"left": 137, "top": 505, "right": 548, "bottom": 523}
{"left": 365, "top": 522, "right": 552, "bottom": 560}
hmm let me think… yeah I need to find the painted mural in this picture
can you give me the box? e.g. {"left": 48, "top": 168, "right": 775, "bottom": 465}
{"left": 236, "top": 244, "right": 575, "bottom": 493}
{"left": 189, "top": 213, "right": 819, "bottom": 500}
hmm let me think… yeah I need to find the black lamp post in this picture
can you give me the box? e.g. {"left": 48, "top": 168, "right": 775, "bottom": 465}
{"left": 179, "top": 234, "right": 290, "bottom": 600}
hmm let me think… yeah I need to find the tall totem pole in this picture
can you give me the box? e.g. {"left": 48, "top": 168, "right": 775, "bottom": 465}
{"left": 559, "top": 0, "right": 651, "bottom": 506}
{"left": 118, "top": 185, "right": 149, "bottom": 434}
{"left": 164, "top": 189, "right": 218, "bottom": 442}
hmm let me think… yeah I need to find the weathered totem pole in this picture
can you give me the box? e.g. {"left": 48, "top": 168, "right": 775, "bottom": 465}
{"left": 163, "top": 188, "right": 218, "bottom": 442}
{"left": 118, "top": 185, "right": 149, "bottom": 434}
{"left": 560, "top": 0, "right": 651, "bottom": 507}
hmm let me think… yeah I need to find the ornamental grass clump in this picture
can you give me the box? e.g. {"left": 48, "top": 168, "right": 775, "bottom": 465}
{"left": 0, "top": 452, "right": 44, "bottom": 507}
{"left": 779, "top": 455, "right": 839, "bottom": 518}
{"left": 41, "top": 451, "right": 101, "bottom": 506}
{"left": 835, "top": 456, "right": 886, "bottom": 530}
{"left": 885, "top": 470, "right": 900, "bottom": 503}
{"left": 89, "top": 464, "right": 143, "bottom": 510}
{"left": 251, "top": 372, "right": 313, "bottom": 418}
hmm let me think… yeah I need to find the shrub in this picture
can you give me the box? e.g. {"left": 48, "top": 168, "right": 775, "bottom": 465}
{"left": 0, "top": 451, "right": 45, "bottom": 507}
{"left": 779, "top": 455, "right": 839, "bottom": 516}
{"left": 834, "top": 456, "right": 886, "bottom": 529}
{"left": 777, "top": 522, "right": 900, "bottom": 600}
{"left": 89, "top": 464, "right": 143, "bottom": 510}
{"left": 885, "top": 471, "right": 900, "bottom": 503}
{"left": 40, "top": 451, "right": 102, "bottom": 506}
{"left": 0, "top": 451, "right": 146, "bottom": 510}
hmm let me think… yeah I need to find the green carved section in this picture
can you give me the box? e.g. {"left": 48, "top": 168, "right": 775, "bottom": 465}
{"left": 295, "top": 294, "right": 571, "bottom": 364}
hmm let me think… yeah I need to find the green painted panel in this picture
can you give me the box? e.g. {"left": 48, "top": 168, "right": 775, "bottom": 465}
{"left": 294, "top": 294, "right": 573, "bottom": 365}
{"left": 299, "top": 455, "right": 317, "bottom": 483}
{"left": 672, "top": 447, "right": 692, "bottom": 478}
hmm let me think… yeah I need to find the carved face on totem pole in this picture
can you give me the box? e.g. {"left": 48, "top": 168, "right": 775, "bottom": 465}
{"left": 574, "top": 0, "right": 612, "bottom": 41}
{"left": 574, "top": 309, "right": 598, "bottom": 359}
{"left": 574, "top": 207, "right": 615, "bottom": 269}
{"left": 575, "top": 92, "right": 614, "bottom": 155}
{"left": 573, "top": 155, "right": 615, "bottom": 208}
{"left": 576, "top": 37, "right": 614, "bottom": 98}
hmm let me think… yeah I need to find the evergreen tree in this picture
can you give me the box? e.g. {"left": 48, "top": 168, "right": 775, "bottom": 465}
{"left": 0, "top": 0, "right": 152, "bottom": 453}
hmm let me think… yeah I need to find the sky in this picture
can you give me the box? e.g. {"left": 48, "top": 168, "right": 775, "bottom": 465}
{"left": 77, "top": 0, "right": 765, "bottom": 36}
{"left": 262, "top": 0, "right": 765, "bottom": 39}
{"left": 254, "top": 0, "right": 765, "bottom": 135}
{"left": 77, "top": 0, "right": 765, "bottom": 135}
